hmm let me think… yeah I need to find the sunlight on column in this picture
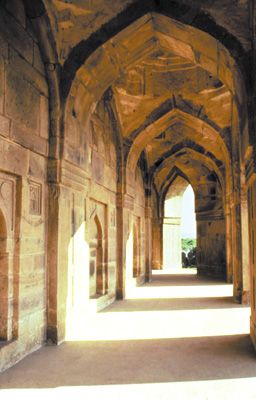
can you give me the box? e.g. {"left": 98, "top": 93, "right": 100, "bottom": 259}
{"left": 125, "top": 226, "right": 134, "bottom": 297}
{"left": 66, "top": 223, "right": 90, "bottom": 339}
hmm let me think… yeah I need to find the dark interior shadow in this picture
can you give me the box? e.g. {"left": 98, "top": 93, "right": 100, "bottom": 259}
{"left": 102, "top": 296, "right": 248, "bottom": 312}
{"left": 0, "top": 335, "right": 255, "bottom": 388}
{"left": 149, "top": 273, "right": 227, "bottom": 287}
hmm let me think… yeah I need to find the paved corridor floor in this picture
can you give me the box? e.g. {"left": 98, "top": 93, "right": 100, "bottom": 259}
{"left": 0, "top": 270, "right": 255, "bottom": 400}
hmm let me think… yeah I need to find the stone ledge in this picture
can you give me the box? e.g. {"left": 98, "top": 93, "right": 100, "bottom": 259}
{"left": 89, "top": 293, "right": 115, "bottom": 312}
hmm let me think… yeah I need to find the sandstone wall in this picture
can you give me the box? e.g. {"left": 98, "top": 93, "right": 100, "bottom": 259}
{"left": 47, "top": 93, "right": 120, "bottom": 342}
{"left": 0, "top": 2, "right": 49, "bottom": 371}
{"left": 197, "top": 217, "right": 226, "bottom": 278}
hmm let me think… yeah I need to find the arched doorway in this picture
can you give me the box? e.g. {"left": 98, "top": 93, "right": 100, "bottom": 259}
{"left": 163, "top": 179, "right": 196, "bottom": 270}
{"left": 89, "top": 215, "right": 105, "bottom": 298}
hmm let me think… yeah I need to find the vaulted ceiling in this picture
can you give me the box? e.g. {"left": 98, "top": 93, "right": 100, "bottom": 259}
{"left": 37, "top": 1, "right": 249, "bottom": 212}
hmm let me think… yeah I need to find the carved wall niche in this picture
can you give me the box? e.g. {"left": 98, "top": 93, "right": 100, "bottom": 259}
{"left": 28, "top": 180, "right": 42, "bottom": 216}
{"left": 89, "top": 199, "right": 108, "bottom": 298}
{"left": 0, "top": 172, "right": 15, "bottom": 233}
{"left": 0, "top": 171, "right": 18, "bottom": 342}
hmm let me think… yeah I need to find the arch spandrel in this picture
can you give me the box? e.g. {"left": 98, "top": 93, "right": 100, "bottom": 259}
{"left": 126, "top": 109, "right": 231, "bottom": 174}
{"left": 151, "top": 147, "right": 226, "bottom": 196}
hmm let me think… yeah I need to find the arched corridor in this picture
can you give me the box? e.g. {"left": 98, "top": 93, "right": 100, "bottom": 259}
{"left": 0, "top": 1, "right": 256, "bottom": 396}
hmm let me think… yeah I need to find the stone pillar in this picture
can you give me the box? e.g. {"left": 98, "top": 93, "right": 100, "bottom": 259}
{"left": 241, "top": 187, "right": 250, "bottom": 304}
{"left": 145, "top": 204, "right": 152, "bottom": 281}
{"left": 230, "top": 195, "right": 243, "bottom": 303}
{"left": 116, "top": 192, "right": 134, "bottom": 299}
{"left": 196, "top": 212, "right": 226, "bottom": 278}
{"left": 224, "top": 200, "right": 233, "bottom": 283}
{"left": 247, "top": 0, "right": 256, "bottom": 348}
{"left": 152, "top": 218, "right": 162, "bottom": 269}
{"left": 47, "top": 183, "right": 71, "bottom": 344}
{"left": 247, "top": 174, "right": 256, "bottom": 349}
{"left": 163, "top": 217, "right": 181, "bottom": 269}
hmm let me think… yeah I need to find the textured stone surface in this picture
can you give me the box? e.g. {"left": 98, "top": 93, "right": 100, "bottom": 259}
{"left": 0, "top": 0, "right": 255, "bottom": 375}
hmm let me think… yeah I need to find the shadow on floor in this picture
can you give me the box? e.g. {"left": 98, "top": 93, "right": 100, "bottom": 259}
{"left": 149, "top": 273, "right": 227, "bottom": 287}
{"left": 102, "top": 296, "right": 246, "bottom": 312}
{"left": 0, "top": 335, "right": 255, "bottom": 388}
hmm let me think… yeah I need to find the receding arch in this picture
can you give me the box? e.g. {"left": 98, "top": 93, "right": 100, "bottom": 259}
{"left": 62, "top": 11, "right": 246, "bottom": 147}
{"left": 126, "top": 108, "right": 231, "bottom": 173}
{"left": 151, "top": 147, "right": 226, "bottom": 196}
{"left": 60, "top": 5, "right": 248, "bottom": 104}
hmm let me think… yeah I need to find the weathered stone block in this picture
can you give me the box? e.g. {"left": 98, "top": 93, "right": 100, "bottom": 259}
{"left": 0, "top": 136, "right": 29, "bottom": 175}
{"left": 0, "top": 34, "right": 8, "bottom": 61}
{"left": 92, "top": 151, "right": 104, "bottom": 184}
{"left": 0, "top": 56, "right": 4, "bottom": 114}
{"left": 29, "top": 151, "right": 47, "bottom": 180}
{"left": 9, "top": 48, "right": 48, "bottom": 95}
{"left": 5, "top": 0, "right": 26, "bottom": 28}
{"left": 0, "top": 114, "right": 11, "bottom": 138}
{"left": 33, "top": 42, "right": 45, "bottom": 76}
{"left": 0, "top": 9, "right": 33, "bottom": 64}
{"left": 40, "top": 95, "right": 49, "bottom": 139}
{"left": 11, "top": 122, "right": 48, "bottom": 155}
{"left": 6, "top": 67, "right": 40, "bottom": 132}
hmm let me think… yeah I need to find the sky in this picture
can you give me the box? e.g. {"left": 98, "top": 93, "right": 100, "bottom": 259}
{"left": 181, "top": 185, "right": 196, "bottom": 238}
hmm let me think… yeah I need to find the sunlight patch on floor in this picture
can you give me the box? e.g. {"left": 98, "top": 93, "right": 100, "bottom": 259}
{"left": 2, "top": 377, "right": 256, "bottom": 400}
{"left": 65, "top": 272, "right": 249, "bottom": 342}
{"left": 65, "top": 306, "right": 250, "bottom": 341}
{"left": 126, "top": 284, "right": 233, "bottom": 299}
{"left": 152, "top": 268, "right": 197, "bottom": 275}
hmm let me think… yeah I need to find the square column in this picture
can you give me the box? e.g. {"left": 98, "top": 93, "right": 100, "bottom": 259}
{"left": 163, "top": 217, "right": 181, "bottom": 269}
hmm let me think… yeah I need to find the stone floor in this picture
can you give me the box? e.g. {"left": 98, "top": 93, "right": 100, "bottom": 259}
{"left": 0, "top": 269, "right": 255, "bottom": 400}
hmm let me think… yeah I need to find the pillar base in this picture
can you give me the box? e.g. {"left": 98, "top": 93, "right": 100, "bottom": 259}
{"left": 197, "top": 264, "right": 225, "bottom": 280}
{"left": 46, "top": 325, "right": 65, "bottom": 345}
{"left": 233, "top": 286, "right": 242, "bottom": 304}
{"left": 241, "top": 290, "right": 250, "bottom": 305}
{"left": 250, "top": 316, "right": 256, "bottom": 351}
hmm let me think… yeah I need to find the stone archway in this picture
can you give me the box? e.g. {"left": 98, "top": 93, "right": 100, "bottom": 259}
{"left": 45, "top": 6, "right": 250, "bottom": 343}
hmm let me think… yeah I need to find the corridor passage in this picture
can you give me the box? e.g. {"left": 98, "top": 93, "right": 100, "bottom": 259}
{"left": 0, "top": 270, "right": 255, "bottom": 400}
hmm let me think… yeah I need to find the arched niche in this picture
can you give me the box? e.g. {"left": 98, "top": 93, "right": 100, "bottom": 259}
{"left": 89, "top": 214, "right": 107, "bottom": 298}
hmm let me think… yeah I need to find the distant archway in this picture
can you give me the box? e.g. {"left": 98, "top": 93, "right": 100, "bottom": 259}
{"left": 163, "top": 176, "right": 191, "bottom": 269}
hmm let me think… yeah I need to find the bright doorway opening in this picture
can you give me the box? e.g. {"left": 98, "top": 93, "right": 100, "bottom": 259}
{"left": 163, "top": 179, "right": 196, "bottom": 270}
